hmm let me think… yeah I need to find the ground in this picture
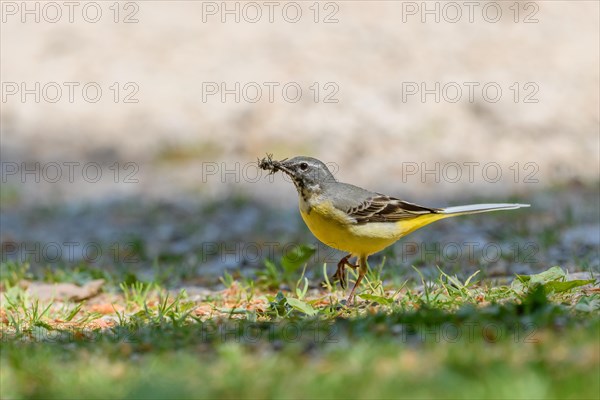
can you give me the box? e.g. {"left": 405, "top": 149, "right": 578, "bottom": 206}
{"left": 1, "top": 184, "right": 598, "bottom": 399}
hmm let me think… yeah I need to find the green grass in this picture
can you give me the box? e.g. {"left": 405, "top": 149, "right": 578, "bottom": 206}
{"left": 2, "top": 328, "right": 598, "bottom": 399}
{"left": 1, "top": 256, "right": 598, "bottom": 399}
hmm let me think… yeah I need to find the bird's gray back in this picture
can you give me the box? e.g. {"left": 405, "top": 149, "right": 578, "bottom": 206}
{"left": 324, "top": 181, "right": 379, "bottom": 211}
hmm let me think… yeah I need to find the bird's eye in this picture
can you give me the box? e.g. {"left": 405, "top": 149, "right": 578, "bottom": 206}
{"left": 299, "top": 162, "right": 308, "bottom": 171}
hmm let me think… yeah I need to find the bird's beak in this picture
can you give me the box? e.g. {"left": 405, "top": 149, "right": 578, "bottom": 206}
{"left": 259, "top": 155, "right": 294, "bottom": 177}
{"left": 272, "top": 159, "right": 294, "bottom": 177}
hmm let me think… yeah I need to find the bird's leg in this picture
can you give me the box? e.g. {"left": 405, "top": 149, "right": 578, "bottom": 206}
{"left": 332, "top": 254, "right": 357, "bottom": 289}
{"left": 347, "top": 255, "right": 368, "bottom": 305}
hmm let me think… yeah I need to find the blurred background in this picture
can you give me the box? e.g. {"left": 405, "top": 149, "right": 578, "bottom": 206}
{"left": 1, "top": 1, "right": 598, "bottom": 283}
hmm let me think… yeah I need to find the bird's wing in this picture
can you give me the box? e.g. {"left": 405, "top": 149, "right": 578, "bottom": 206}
{"left": 326, "top": 183, "right": 441, "bottom": 225}
{"left": 345, "top": 195, "right": 441, "bottom": 224}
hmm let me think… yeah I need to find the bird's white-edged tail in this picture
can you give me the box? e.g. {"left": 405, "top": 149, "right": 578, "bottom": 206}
{"left": 441, "top": 203, "right": 530, "bottom": 215}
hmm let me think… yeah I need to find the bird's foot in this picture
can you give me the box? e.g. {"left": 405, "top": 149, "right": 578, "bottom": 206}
{"left": 331, "top": 254, "right": 357, "bottom": 289}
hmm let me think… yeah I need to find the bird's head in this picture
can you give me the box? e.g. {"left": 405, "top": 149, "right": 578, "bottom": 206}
{"left": 259, "top": 155, "right": 336, "bottom": 196}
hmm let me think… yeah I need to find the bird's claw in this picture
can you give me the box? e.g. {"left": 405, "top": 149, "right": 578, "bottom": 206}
{"left": 331, "top": 255, "right": 357, "bottom": 289}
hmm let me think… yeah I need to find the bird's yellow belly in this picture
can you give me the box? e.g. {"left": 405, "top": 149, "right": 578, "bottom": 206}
{"left": 300, "top": 200, "right": 448, "bottom": 256}
{"left": 299, "top": 201, "right": 398, "bottom": 256}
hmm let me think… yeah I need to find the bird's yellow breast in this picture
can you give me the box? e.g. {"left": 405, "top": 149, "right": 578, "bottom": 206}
{"left": 299, "top": 199, "right": 448, "bottom": 256}
{"left": 299, "top": 200, "right": 398, "bottom": 255}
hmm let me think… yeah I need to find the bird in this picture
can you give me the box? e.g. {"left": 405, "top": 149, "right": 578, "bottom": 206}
{"left": 258, "top": 155, "right": 529, "bottom": 304}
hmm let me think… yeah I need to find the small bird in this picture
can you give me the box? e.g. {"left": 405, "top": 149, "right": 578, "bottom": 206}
{"left": 259, "top": 155, "right": 529, "bottom": 304}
